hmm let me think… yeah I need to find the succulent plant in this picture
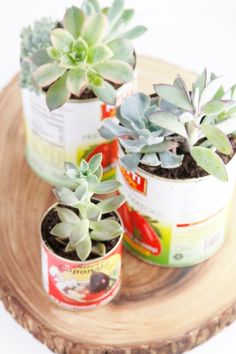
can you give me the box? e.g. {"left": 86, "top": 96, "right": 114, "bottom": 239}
{"left": 51, "top": 153, "right": 125, "bottom": 261}
{"left": 100, "top": 70, "right": 236, "bottom": 181}
{"left": 20, "top": 17, "right": 56, "bottom": 92}
{"left": 33, "top": 1, "right": 146, "bottom": 111}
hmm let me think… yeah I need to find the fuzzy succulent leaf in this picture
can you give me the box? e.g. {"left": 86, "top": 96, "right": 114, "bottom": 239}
{"left": 92, "top": 180, "right": 121, "bottom": 194}
{"left": 121, "top": 25, "right": 147, "bottom": 40}
{"left": 98, "top": 195, "right": 125, "bottom": 213}
{"left": 33, "top": 62, "right": 66, "bottom": 87}
{"left": 201, "top": 124, "right": 233, "bottom": 155}
{"left": 149, "top": 111, "right": 188, "bottom": 138}
{"left": 46, "top": 73, "right": 70, "bottom": 111}
{"left": 95, "top": 60, "right": 134, "bottom": 84}
{"left": 141, "top": 153, "right": 161, "bottom": 166}
{"left": 107, "top": 0, "right": 125, "bottom": 30}
{"left": 53, "top": 187, "right": 78, "bottom": 206}
{"left": 67, "top": 68, "right": 86, "bottom": 96}
{"left": 159, "top": 151, "right": 184, "bottom": 168}
{"left": 202, "top": 100, "right": 227, "bottom": 115}
{"left": 154, "top": 84, "right": 193, "bottom": 111}
{"left": 190, "top": 147, "right": 228, "bottom": 181}
{"left": 120, "top": 153, "right": 142, "bottom": 171}
{"left": 90, "top": 80, "right": 117, "bottom": 105}
{"left": 199, "top": 77, "right": 223, "bottom": 107}
{"left": 83, "top": 14, "right": 108, "bottom": 47}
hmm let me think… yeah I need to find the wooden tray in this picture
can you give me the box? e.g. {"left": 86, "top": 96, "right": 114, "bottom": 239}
{"left": 1, "top": 56, "right": 236, "bottom": 354}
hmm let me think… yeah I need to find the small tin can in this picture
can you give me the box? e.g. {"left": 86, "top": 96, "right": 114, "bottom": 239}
{"left": 117, "top": 151, "right": 236, "bottom": 267}
{"left": 22, "top": 78, "right": 136, "bottom": 186}
{"left": 40, "top": 205, "right": 123, "bottom": 310}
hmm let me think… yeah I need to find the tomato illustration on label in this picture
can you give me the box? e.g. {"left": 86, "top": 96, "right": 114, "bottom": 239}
{"left": 117, "top": 202, "right": 134, "bottom": 236}
{"left": 85, "top": 140, "right": 118, "bottom": 168}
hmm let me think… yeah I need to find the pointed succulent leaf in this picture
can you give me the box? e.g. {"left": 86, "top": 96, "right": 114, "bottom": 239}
{"left": 70, "top": 219, "right": 90, "bottom": 247}
{"left": 159, "top": 151, "right": 184, "bottom": 168}
{"left": 88, "top": 153, "right": 103, "bottom": 174}
{"left": 94, "top": 165, "right": 103, "bottom": 182}
{"left": 51, "top": 29, "right": 74, "bottom": 52}
{"left": 81, "top": 0, "right": 96, "bottom": 15}
{"left": 86, "top": 203, "right": 102, "bottom": 221}
{"left": 63, "top": 6, "right": 85, "bottom": 39}
{"left": 33, "top": 62, "right": 66, "bottom": 87}
{"left": 92, "top": 180, "right": 121, "bottom": 194}
{"left": 91, "top": 242, "right": 106, "bottom": 257}
{"left": 56, "top": 207, "right": 80, "bottom": 224}
{"left": 107, "top": 0, "right": 125, "bottom": 30}
{"left": 119, "top": 138, "right": 146, "bottom": 153}
{"left": 154, "top": 84, "right": 193, "bottom": 111}
{"left": 190, "top": 147, "right": 228, "bottom": 181}
{"left": 141, "top": 153, "right": 161, "bottom": 166}
{"left": 193, "top": 68, "right": 207, "bottom": 96}
{"left": 94, "top": 60, "right": 134, "bottom": 84}
{"left": 64, "top": 162, "right": 79, "bottom": 178}
{"left": 202, "top": 100, "right": 227, "bottom": 115}
{"left": 90, "top": 219, "right": 123, "bottom": 241}
{"left": 121, "top": 93, "right": 150, "bottom": 123}
{"left": 121, "top": 26, "right": 147, "bottom": 40}
{"left": 88, "top": 44, "right": 113, "bottom": 64}
{"left": 83, "top": 14, "right": 108, "bottom": 47}
{"left": 67, "top": 68, "right": 87, "bottom": 96}
{"left": 75, "top": 183, "right": 88, "bottom": 201}
{"left": 90, "top": 80, "right": 117, "bottom": 105}
{"left": 46, "top": 73, "right": 70, "bottom": 111}
{"left": 53, "top": 187, "right": 79, "bottom": 205}
{"left": 199, "top": 77, "right": 223, "bottom": 107}
{"left": 174, "top": 75, "right": 190, "bottom": 101}
{"left": 75, "top": 234, "right": 92, "bottom": 261}
{"left": 65, "top": 242, "right": 75, "bottom": 253}
{"left": 149, "top": 111, "right": 188, "bottom": 138}
{"left": 99, "top": 118, "right": 132, "bottom": 139}
{"left": 59, "top": 54, "right": 80, "bottom": 69}
{"left": 51, "top": 222, "right": 74, "bottom": 239}
{"left": 201, "top": 124, "right": 233, "bottom": 155}
{"left": 87, "top": 174, "right": 99, "bottom": 185}
{"left": 98, "top": 195, "right": 125, "bottom": 213}
{"left": 120, "top": 153, "right": 141, "bottom": 171}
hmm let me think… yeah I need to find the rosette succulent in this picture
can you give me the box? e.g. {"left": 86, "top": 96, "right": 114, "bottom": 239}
{"left": 51, "top": 153, "right": 125, "bottom": 261}
{"left": 100, "top": 70, "right": 236, "bottom": 181}
{"left": 33, "top": 0, "right": 146, "bottom": 110}
{"left": 20, "top": 17, "right": 56, "bottom": 92}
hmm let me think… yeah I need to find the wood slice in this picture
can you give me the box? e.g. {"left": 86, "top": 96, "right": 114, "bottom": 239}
{"left": 1, "top": 56, "right": 236, "bottom": 354}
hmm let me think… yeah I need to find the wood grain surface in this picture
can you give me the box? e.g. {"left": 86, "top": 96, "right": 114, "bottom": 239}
{"left": 1, "top": 56, "right": 236, "bottom": 354}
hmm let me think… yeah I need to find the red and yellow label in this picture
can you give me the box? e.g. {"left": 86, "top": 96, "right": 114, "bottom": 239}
{"left": 120, "top": 166, "right": 147, "bottom": 195}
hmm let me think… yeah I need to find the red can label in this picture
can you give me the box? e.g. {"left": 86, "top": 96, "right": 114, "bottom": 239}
{"left": 41, "top": 240, "right": 122, "bottom": 310}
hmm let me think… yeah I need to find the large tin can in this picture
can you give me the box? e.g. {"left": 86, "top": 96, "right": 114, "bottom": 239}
{"left": 22, "top": 79, "right": 136, "bottom": 186}
{"left": 117, "top": 153, "right": 236, "bottom": 267}
{"left": 40, "top": 206, "right": 123, "bottom": 310}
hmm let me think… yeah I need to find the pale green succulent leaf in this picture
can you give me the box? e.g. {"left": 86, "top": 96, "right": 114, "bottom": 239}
{"left": 53, "top": 186, "right": 79, "bottom": 205}
{"left": 75, "top": 183, "right": 88, "bottom": 201}
{"left": 120, "top": 153, "right": 141, "bottom": 171}
{"left": 216, "top": 117, "right": 236, "bottom": 136}
{"left": 87, "top": 44, "right": 113, "bottom": 64}
{"left": 46, "top": 73, "right": 70, "bottom": 111}
{"left": 94, "top": 165, "right": 103, "bottom": 182}
{"left": 70, "top": 219, "right": 90, "bottom": 247}
{"left": 141, "top": 153, "right": 161, "bottom": 166}
{"left": 88, "top": 153, "right": 103, "bottom": 174}
{"left": 98, "top": 195, "right": 125, "bottom": 213}
{"left": 149, "top": 111, "right": 188, "bottom": 138}
{"left": 190, "top": 147, "right": 228, "bottom": 181}
{"left": 63, "top": 6, "right": 85, "bottom": 39}
{"left": 141, "top": 140, "right": 178, "bottom": 154}
{"left": 91, "top": 243, "right": 106, "bottom": 257}
{"left": 33, "top": 62, "right": 66, "bottom": 87}
{"left": 121, "top": 25, "right": 147, "bottom": 40}
{"left": 83, "top": 14, "right": 108, "bottom": 47}
{"left": 201, "top": 124, "right": 233, "bottom": 155}
{"left": 67, "top": 68, "right": 87, "bottom": 96}
{"left": 154, "top": 84, "right": 193, "bottom": 111}
{"left": 92, "top": 180, "right": 121, "bottom": 194}
{"left": 90, "top": 219, "right": 123, "bottom": 241}
{"left": 202, "top": 100, "right": 227, "bottom": 115}
{"left": 193, "top": 68, "right": 207, "bottom": 96}
{"left": 51, "top": 222, "right": 74, "bottom": 239}
{"left": 159, "top": 151, "right": 184, "bottom": 168}
{"left": 107, "top": 0, "right": 125, "bottom": 30}
{"left": 86, "top": 203, "right": 102, "bottom": 221}
{"left": 90, "top": 80, "right": 116, "bottom": 105}
{"left": 107, "top": 38, "right": 133, "bottom": 62}
{"left": 56, "top": 207, "right": 80, "bottom": 224}
{"left": 94, "top": 60, "right": 134, "bottom": 84}
{"left": 174, "top": 75, "right": 190, "bottom": 101}
{"left": 32, "top": 48, "right": 53, "bottom": 67}
{"left": 199, "top": 77, "right": 223, "bottom": 107}
{"left": 81, "top": 0, "right": 95, "bottom": 15}
{"left": 99, "top": 118, "right": 132, "bottom": 139}
{"left": 75, "top": 234, "right": 92, "bottom": 261}
{"left": 47, "top": 47, "right": 61, "bottom": 60}
{"left": 119, "top": 138, "right": 146, "bottom": 153}
{"left": 51, "top": 28, "right": 74, "bottom": 52}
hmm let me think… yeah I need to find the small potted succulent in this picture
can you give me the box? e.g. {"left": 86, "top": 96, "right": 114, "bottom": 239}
{"left": 40, "top": 153, "right": 125, "bottom": 309}
{"left": 20, "top": 0, "right": 146, "bottom": 185}
{"left": 100, "top": 70, "right": 236, "bottom": 267}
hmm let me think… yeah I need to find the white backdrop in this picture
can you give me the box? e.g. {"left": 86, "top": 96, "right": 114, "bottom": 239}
{"left": 1, "top": 0, "right": 236, "bottom": 353}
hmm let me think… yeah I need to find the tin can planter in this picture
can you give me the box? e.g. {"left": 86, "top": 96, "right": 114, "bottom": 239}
{"left": 117, "top": 154, "right": 236, "bottom": 268}
{"left": 22, "top": 79, "right": 136, "bottom": 186}
{"left": 40, "top": 205, "right": 123, "bottom": 310}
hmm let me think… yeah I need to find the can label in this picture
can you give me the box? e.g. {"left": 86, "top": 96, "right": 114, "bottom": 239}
{"left": 22, "top": 79, "right": 136, "bottom": 186}
{"left": 41, "top": 240, "right": 122, "bottom": 310}
{"left": 117, "top": 156, "right": 236, "bottom": 267}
